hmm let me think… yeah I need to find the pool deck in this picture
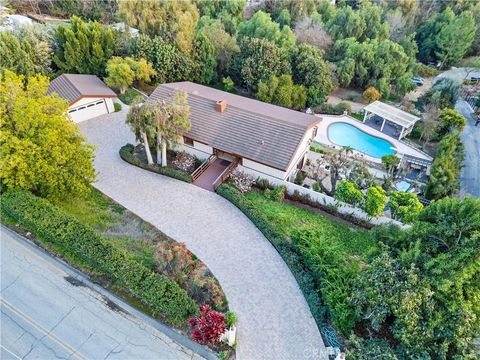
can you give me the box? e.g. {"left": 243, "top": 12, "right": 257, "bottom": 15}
{"left": 314, "top": 114, "right": 432, "bottom": 164}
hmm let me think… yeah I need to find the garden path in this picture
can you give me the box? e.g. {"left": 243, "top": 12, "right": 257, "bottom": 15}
{"left": 79, "top": 111, "right": 327, "bottom": 360}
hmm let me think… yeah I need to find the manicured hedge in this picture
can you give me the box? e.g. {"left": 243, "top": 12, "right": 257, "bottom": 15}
{"left": 119, "top": 144, "right": 193, "bottom": 183}
{"left": 1, "top": 189, "right": 197, "bottom": 325}
{"left": 216, "top": 183, "right": 326, "bottom": 326}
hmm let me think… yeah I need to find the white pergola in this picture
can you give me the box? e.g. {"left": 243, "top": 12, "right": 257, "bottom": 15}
{"left": 363, "top": 101, "right": 420, "bottom": 139}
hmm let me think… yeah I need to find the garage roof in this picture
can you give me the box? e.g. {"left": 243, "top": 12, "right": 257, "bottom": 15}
{"left": 150, "top": 82, "right": 320, "bottom": 171}
{"left": 48, "top": 74, "right": 116, "bottom": 105}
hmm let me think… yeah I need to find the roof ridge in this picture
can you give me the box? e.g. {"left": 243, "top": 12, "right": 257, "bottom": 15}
{"left": 159, "top": 84, "right": 319, "bottom": 130}
{"left": 62, "top": 74, "right": 80, "bottom": 93}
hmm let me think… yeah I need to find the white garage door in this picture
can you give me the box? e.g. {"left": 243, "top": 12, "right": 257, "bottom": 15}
{"left": 68, "top": 99, "right": 109, "bottom": 123}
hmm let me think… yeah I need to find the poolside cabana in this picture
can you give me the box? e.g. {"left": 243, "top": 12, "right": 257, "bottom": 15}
{"left": 362, "top": 101, "right": 420, "bottom": 139}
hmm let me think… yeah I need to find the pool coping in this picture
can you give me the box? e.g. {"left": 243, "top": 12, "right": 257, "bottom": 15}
{"left": 326, "top": 121, "right": 397, "bottom": 159}
{"left": 314, "top": 114, "right": 433, "bottom": 164}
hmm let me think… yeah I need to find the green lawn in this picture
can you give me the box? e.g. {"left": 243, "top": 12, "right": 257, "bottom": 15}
{"left": 241, "top": 189, "right": 379, "bottom": 333}
{"left": 244, "top": 191, "right": 377, "bottom": 259}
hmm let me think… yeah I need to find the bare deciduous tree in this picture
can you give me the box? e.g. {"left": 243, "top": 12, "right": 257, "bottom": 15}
{"left": 294, "top": 17, "right": 333, "bottom": 53}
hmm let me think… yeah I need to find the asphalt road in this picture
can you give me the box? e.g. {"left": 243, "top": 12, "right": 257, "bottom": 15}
{"left": 455, "top": 100, "right": 480, "bottom": 197}
{"left": 0, "top": 227, "right": 207, "bottom": 360}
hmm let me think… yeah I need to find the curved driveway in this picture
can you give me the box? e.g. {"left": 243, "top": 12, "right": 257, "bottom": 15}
{"left": 79, "top": 111, "right": 326, "bottom": 360}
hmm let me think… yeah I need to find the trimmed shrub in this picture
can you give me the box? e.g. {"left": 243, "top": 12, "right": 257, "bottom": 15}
{"left": 389, "top": 191, "right": 423, "bottom": 224}
{"left": 264, "top": 185, "right": 286, "bottom": 202}
{"left": 119, "top": 144, "right": 192, "bottom": 183}
{"left": 335, "top": 180, "right": 363, "bottom": 206}
{"left": 363, "top": 186, "right": 388, "bottom": 217}
{"left": 114, "top": 102, "right": 122, "bottom": 112}
{"left": 1, "top": 189, "right": 197, "bottom": 325}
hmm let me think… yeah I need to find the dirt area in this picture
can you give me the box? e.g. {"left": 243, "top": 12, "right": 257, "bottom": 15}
{"left": 327, "top": 88, "right": 365, "bottom": 113}
{"left": 404, "top": 77, "right": 434, "bottom": 102}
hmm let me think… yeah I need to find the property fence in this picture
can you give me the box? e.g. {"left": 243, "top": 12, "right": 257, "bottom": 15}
{"left": 238, "top": 165, "right": 407, "bottom": 228}
{"left": 461, "top": 88, "right": 479, "bottom": 113}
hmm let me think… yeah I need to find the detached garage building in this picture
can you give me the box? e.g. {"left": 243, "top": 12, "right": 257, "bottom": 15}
{"left": 48, "top": 74, "right": 117, "bottom": 123}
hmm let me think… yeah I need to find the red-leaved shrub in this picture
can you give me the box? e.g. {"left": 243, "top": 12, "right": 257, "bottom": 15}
{"left": 189, "top": 304, "right": 226, "bottom": 344}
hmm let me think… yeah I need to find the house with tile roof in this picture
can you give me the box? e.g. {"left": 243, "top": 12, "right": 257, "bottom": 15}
{"left": 48, "top": 74, "right": 117, "bottom": 123}
{"left": 149, "top": 82, "right": 321, "bottom": 185}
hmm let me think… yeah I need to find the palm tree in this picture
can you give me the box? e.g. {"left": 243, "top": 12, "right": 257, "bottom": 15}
{"left": 151, "top": 91, "right": 190, "bottom": 167}
{"left": 125, "top": 98, "right": 154, "bottom": 164}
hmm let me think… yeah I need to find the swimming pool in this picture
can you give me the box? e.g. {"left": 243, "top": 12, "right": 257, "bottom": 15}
{"left": 327, "top": 122, "right": 395, "bottom": 158}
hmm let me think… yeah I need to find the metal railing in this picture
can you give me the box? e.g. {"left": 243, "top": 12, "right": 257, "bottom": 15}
{"left": 191, "top": 154, "right": 216, "bottom": 182}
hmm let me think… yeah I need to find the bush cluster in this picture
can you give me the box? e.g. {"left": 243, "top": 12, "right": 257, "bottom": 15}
{"left": 264, "top": 185, "right": 286, "bottom": 202}
{"left": 1, "top": 189, "right": 197, "bottom": 325}
{"left": 317, "top": 102, "right": 352, "bottom": 115}
{"left": 216, "top": 184, "right": 326, "bottom": 327}
{"left": 119, "top": 144, "right": 192, "bottom": 183}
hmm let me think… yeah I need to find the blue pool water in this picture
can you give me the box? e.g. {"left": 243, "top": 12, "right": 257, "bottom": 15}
{"left": 327, "top": 123, "right": 395, "bottom": 158}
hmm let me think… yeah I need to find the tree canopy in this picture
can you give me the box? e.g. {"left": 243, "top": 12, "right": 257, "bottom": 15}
{"left": 256, "top": 74, "right": 307, "bottom": 110}
{"left": 0, "top": 71, "right": 95, "bottom": 199}
{"left": 0, "top": 25, "right": 54, "bottom": 78}
{"left": 237, "top": 11, "right": 296, "bottom": 48}
{"left": 54, "top": 16, "right": 115, "bottom": 76}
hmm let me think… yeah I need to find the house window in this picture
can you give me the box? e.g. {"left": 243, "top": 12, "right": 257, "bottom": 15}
{"left": 183, "top": 136, "right": 194, "bottom": 146}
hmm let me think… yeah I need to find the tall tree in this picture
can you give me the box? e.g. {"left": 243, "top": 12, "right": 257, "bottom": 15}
{"left": 192, "top": 32, "right": 217, "bottom": 84}
{"left": 0, "top": 70, "right": 95, "bottom": 199}
{"left": 257, "top": 74, "right": 307, "bottom": 110}
{"left": 151, "top": 91, "right": 191, "bottom": 167}
{"left": 0, "top": 25, "right": 54, "bottom": 77}
{"left": 105, "top": 57, "right": 155, "bottom": 94}
{"left": 326, "top": 6, "right": 366, "bottom": 41}
{"left": 198, "top": 19, "right": 239, "bottom": 78}
{"left": 54, "top": 16, "right": 115, "bottom": 76}
{"left": 132, "top": 35, "right": 193, "bottom": 83}
{"left": 435, "top": 11, "right": 476, "bottom": 68}
{"left": 126, "top": 98, "right": 154, "bottom": 165}
{"left": 118, "top": 0, "right": 199, "bottom": 53}
{"left": 230, "top": 37, "right": 291, "bottom": 92}
{"left": 291, "top": 44, "right": 334, "bottom": 107}
{"left": 237, "top": 11, "right": 296, "bottom": 48}
{"left": 425, "top": 131, "right": 464, "bottom": 200}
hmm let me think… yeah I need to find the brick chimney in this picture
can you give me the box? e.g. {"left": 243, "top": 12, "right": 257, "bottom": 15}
{"left": 216, "top": 99, "right": 227, "bottom": 113}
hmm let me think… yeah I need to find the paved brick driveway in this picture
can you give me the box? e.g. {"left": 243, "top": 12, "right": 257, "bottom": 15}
{"left": 79, "top": 111, "right": 326, "bottom": 360}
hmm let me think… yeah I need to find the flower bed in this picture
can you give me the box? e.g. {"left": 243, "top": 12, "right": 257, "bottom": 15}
{"left": 119, "top": 144, "right": 193, "bottom": 183}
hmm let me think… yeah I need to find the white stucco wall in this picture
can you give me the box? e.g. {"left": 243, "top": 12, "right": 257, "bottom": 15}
{"left": 240, "top": 160, "right": 287, "bottom": 180}
{"left": 176, "top": 138, "right": 213, "bottom": 160}
{"left": 67, "top": 97, "right": 116, "bottom": 123}
{"left": 283, "top": 127, "right": 315, "bottom": 179}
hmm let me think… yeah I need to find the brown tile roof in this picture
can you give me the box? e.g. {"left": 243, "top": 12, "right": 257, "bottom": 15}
{"left": 48, "top": 74, "right": 116, "bottom": 104}
{"left": 150, "top": 82, "right": 320, "bottom": 171}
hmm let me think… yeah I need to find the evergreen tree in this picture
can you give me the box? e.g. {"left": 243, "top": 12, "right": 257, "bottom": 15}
{"left": 192, "top": 32, "right": 217, "bottom": 84}
{"left": 54, "top": 16, "right": 115, "bottom": 76}
{"left": 291, "top": 44, "right": 334, "bottom": 107}
{"left": 230, "top": 37, "right": 291, "bottom": 93}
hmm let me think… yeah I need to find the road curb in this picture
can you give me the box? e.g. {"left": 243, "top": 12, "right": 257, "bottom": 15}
{"left": 1, "top": 224, "right": 218, "bottom": 360}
